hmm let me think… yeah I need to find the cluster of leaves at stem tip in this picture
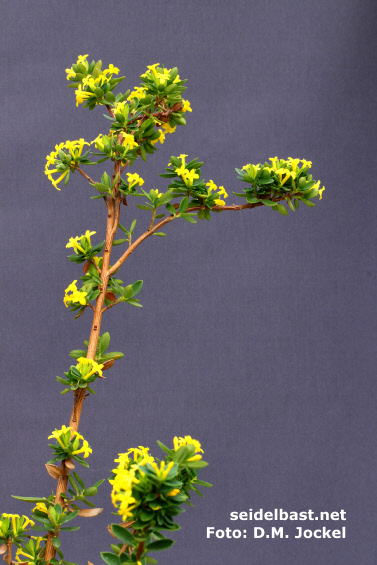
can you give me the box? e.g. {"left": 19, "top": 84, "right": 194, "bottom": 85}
{"left": 1, "top": 53, "right": 325, "bottom": 565}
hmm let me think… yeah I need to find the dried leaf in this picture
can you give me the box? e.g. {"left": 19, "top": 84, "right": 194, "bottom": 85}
{"left": 102, "top": 359, "right": 114, "bottom": 371}
{"left": 0, "top": 546, "right": 6, "bottom": 555}
{"left": 171, "top": 102, "right": 183, "bottom": 112}
{"left": 45, "top": 464, "right": 64, "bottom": 479}
{"left": 88, "top": 562, "right": 94, "bottom": 565}
{"left": 78, "top": 508, "right": 104, "bottom": 517}
{"left": 65, "top": 459, "right": 75, "bottom": 470}
{"left": 83, "top": 260, "right": 90, "bottom": 274}
{"left": 105, "top": 292, "right": 117, "bottom": 302}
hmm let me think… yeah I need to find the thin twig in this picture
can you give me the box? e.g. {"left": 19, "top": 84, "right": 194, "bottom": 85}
{"left": 75, "top": 167, "right": 96, "bottom": 185}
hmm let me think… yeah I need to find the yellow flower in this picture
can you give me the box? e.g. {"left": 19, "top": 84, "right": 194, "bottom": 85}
{"left": 150, "top": 460, "right": 175, "bottom": 480}
{"left": 33, "top": 502, "right": 48, "bottom": 513}
{"left": 75, "top": 84, "right": 94, "bottom": 107}
{"left": 173, "top": 435, "right": 203, "bottom": 460}
{"left": 127, "top": 86, "right": 146, "bottom": 101}
{"left": 103, "top": 64, "right": 119, "bottom": 76}
{"left": 242, "top": 164, "right": 251, "bottom": 171}
{"left": 319, "top": 186, "right": 325, "bottom": 200}
{"left": 45, "top": 139, "right": 89, "bottom": 190}
{"left": 72, "top": 439, "right": 92, "bottom": 458}
{"left": 287, "top": 157, "right": 300, "bottom": 173}
{"left": 161, "top": 122, "right": 176, "bottom": 134}
{"left": 214, "top": 199, "right": 226, "bottom": 206}
{"left": 183, "top": 169, "right": 199, "bottom": 187}
{"left": 77, "top": 357, "right": 104, "bottom": 379}
{"left": 126, "top": 172, "right": 144, "bottom": 189}
{"left": 301, "top": 159, "right": 312, "bottom": 169}
{"left": 167, "top": 488, "right": 180, "bottom": 497}
{"left": 48, "top": 425, "right": 76, "bottom": 448}
{"left": 218, "top": 186, "right": 228, "bottom": 198}
{"left": 122, "top": 133, "right": 138, "bottom": 150}
{"left": 66, "top": 230, "right": 96, "bottom": 254}
{"left": 181, "top": 99, "right": 192, "bottom": 113}
{"left": 206, "top": 180, "right": 217, "bottom": 193}
{"left": 175, "top": 165, "right": 189, "bottom": 179}
{"left": 64, "top": 281, "right": 87, "bottom": 308}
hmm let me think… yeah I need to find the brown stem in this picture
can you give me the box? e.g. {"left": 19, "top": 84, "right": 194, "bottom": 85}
{"left": 45, "top": 193, "right": 121, "bottom": 563}
{"left": 135, "top": 540, "right": 145, "bottom": 561}
{"left": 5, "top": 540, "right": 12, "bottom": 565}
{"left": 108, "top": 195, "right": 289, "bottom": 276}
{"left": 75, "top": 167, "right": 96, "bottom": 185}
{"left": 89, "top": 258, "right": 102, "bottom": 275}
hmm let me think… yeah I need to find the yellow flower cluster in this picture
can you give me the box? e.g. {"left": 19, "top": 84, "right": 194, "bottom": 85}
{"left": 0, "top": 514, "right": 34, "bottom": 537}
{"left": 16, "top": 537, "right": 44, "bottom": 563}
{"left": 174, "top": 154, "right": 200, "bottom": 187}
{"left": 173, "top": 435, "right": 203, "bottom": 461}
{"left": 45, "top": 139, "right": 89, "bottom": 190}
{"left": 206, "top": 180, "right": 228, "bottom": 206}
{"left": 127, "top": 86, "right": 147, "bottom": 101}
{"left": 141, "top": 63, "right": 181, "bottom": 86}
{"left": 63, "top": 280, "right": 87, "bottom": 308}
{"left": 77, "top": 357, "right": 104, "bottom": 379}
{"left": 66, "top": 55, "right": 120, "bottom": 107}
{"left": 242, "top": 157, "right": 325, "bottom": 199}
{"left": 110, "top": 446, "right": 154, "bottom": 520}
{"left": 126, "top": 172, "right": 144, "bottom": 189}
{"left": 66, "top": 230, "right": 96, "bottom": 254}
{"left": 48, "top": 425, "right": 92, "bottom": 458}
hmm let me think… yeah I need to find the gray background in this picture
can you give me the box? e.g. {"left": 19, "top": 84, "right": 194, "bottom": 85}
{"left": 1, "top": 1, "right": 376, "bottom": 563}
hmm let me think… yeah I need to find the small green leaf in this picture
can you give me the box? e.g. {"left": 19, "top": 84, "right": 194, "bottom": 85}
{"left": 147, "top": 539, "right": 175, "bottom": 552}
{"left": 52, "top": 537, "right": 61, "bottom": 549}
{"left": 111, "top": 524, "right": 135, "bottom": 546}
{"left": 101, "top": 553, "right": 120, "bottom": 565}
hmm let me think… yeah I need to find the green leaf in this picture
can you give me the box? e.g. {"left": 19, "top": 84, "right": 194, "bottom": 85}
{"left": 59, "top": 526, "right": 80, "bottom": 531}
{"left": 259, "top": 199, "right": 276, "bottom": 207}
{"left": 129, "top": 219, "right": 137, "bottom": 234}
{"left": 185, "top": 460, "right": 209, "bottom": 469}
{"left": 52, "top": 537, "right": 61, "bottom": 549}
{"left": 137, "top": 204, "right": 153, "bottom": 211}
{"left": 69, "top": 350, "right": 87, "bottom": 359}
{"left": 276, "top": 203, "right": 288, "bottom": 215}
{"left": 153, "top": 232, "right": 166, "bottom": 237}
{"left": 157, "top": 441, "right": 173, "bottom": 456}
{"left": 113, "top": 239, "right": 128, "bottom": 246}
{"left": 111, "top": 524, "right": 135, "bottom": 547}
{"left": 72, "top": 471, "right": 85, "bottom": 490}
{"left": 300, "top": 197, "right": 315, "bottom": 207}
{"left": 166, "top": 203, "right": 176, "bottom": 215}
{"left": 194, "top": 479, "right": 213, "bottom": 488}
{"left": 101, "top": 552, "right": 121, "bottom": 565}
{"left": 99, "top": 332, "right": 110, "bottom": 353}
{"left": 131, "top": 280, "right": 143, "bottom": 297}
{"left": 12, "top": 496, "right": 49, "bottom": 503}
{"left": 126, "top": 299, "right": 143, "bottom": 307}
{"left": 147, "top": 539, "right": 175, "bottom": 552}
{"left": 179, "top": 196, "right": 188, "bottom": 213}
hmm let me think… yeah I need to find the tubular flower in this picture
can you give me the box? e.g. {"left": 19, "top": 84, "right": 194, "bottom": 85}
{"left": 48, "top": 425, "right": 76, "bottom": 447}
{"left": 122, "top": 133, "right": 138, "bottom": 150}
{"left": 127, "top": 86, "right": 146, "bottom": 101}
{"left": 181, "top": 99, "right": 192, "bottom": 113}
{"left": 173, "top": 435, "right": 203, "bottom": 460}
{"left": 150, "top": 460, "right": 175, "bottom": 480}
{"left": 66, "top": 230, "right": 96, "bottom": 254}
{"left": 183, "top": 169, "right": 199, "bottom": 187}
{"left": 275, "top": 167, "right": 296, "bottom": 186}
{"left": 45, "top": 139, "right": 90, "bottom": 190}
{"left": 33, "top": 502, "right": 48, "bottom": 513}
{"left": 0, "top": 514, "right": 34, "bottom": 537}
{"left": 126, "top": 172, "right": 144, "bottom": 189}
{"left": 319, "top": 186, "right": 325, "bottom": 199}
{"left": 167, "top": 488, "right": 180, "bottom": 497}
{"left": 206, "top": 181, "right": 228, "bottom": 206}
{"left": 110, "top": 464, "right": 139, "bottom": 520}
{"left": 77, "top": 357, "right": 104, "bottom": 379}
{"left": 72, "top": 439, "right": 92, "bottom": 458}
{"left": 63, "top": 280, "right": 87, "bottom": 308}
{"left": 161, "top": 122, "right": 177, "bottom": 134}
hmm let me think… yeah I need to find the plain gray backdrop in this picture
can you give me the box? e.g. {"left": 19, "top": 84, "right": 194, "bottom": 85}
{"left": 1, "top": 1, "right": 376, "bottom": 564}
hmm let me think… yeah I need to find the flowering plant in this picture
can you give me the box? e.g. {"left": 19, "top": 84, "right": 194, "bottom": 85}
{"left": 1, "top": 55, "right": 324, "bottom": 565}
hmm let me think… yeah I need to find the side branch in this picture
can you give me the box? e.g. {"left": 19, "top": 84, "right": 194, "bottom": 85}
{"left": 76, "top": 167, "right": 96, "bottom": 185}
{"left": 107, "top": 195, "right": 290, "bottom": 276}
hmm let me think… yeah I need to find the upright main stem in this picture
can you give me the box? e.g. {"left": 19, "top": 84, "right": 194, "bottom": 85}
{"left": 45, "top": 186, "right": 121, "bottom": 562}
